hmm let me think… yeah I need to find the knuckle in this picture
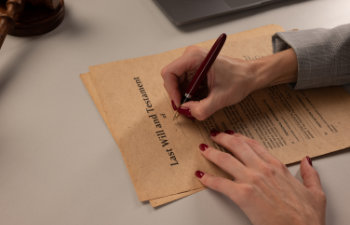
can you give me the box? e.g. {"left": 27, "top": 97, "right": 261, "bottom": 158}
{"left": 267, "top": 160, "right": 287, "bottom": 173}
{"left": 234, "top": 134, "right": 245, "bottom": 141}
{"left": 249, "top": 171, "right": 264, "bottom": 185}
{"left": 260, "top": 165, "right": 276, "bottom": 177}
{"left": 203, "top": 176, "right": 221, "bottom": 190}
{"left": 239, "top": 184, "right": 255, "bottom": 199}
{"left": 160, "top": 68, "right": 166, "bottom": 77}
{"left": 226, "top": 136, "right": 239, "bottom": 147}
{"left": 232, "top": 133, "right": 244, "bottom": 139}
{"left": 275, "top": 161, "right": 288, "bottom": 174}
{"left": 246, "top": 138, "right": 259, "bottom": 147}
{"left": 226, "top": 136, "right": 245, "bottom": 149}
{"left": 317, "top": 190, "right": 327, "bottom": 204}
{"left": 184, "top": 46, "right": 201, "bottom": 55}
{"left": 196, "top": 114, "right": 207, "bottom": 121}
{"left": 210, "top": 178, "right": 225, "bottom": 190}
{"left": 160, "top": 66, "right": 168, "bottom": 78}
{"left": 191, "top": 109, "right": 208, "bottom": 121}
{"left": 215, "top": 152, "right": 232, "bottom": 165}
{"left": 232, "top": 135, "right": 246, "bottom": 145}
{"left": 200, "top": 174, "right": 209, "bottom": 185}
{"left": 278, "top": 161, "right": 288, "bottom": 172}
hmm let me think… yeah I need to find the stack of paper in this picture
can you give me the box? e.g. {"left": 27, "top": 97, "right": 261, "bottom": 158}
{"left": 81, "top": 25, "right": 350, "bottom": 207}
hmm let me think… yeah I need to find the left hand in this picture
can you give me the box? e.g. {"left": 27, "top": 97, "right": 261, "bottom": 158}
{"left": 196, "top": 130, "right": 326, "bottom": 225}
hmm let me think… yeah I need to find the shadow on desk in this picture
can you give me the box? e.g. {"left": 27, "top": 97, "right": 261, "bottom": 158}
{"left": 0, "top": 40, "right": 36, "bottom": 97}
{"left": 0, "top": 7, "right": 86, "bottom": 97}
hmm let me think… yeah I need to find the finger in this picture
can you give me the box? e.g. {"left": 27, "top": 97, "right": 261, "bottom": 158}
{"left": 199, "top": 144, "right": 247, "bottom": 180}
{"left": 181, "top": 93, "right": 221, "bottom": 121}
{"left": 196, "top": 171, "right": 243, "bottom": 203}
{"left": 162, "top": 46, "right": 203, "bottom": 79}
{"left": 300, "top": 156, "right": 323, "bottom": 191}
{"left": 211, "top": 132, "right": 263, "bottom": 169}
{"left": 162, "top": 72, "right": 182, "bottom": 107}
{"left": 238, "top": 134, "right": 281, "bottom": 165}
{"left": 161, "top": 47, "right": 204, "bottom": 106}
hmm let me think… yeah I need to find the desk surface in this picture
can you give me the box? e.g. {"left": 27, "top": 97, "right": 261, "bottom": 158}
{"left": 1, "top": 1, "right": 350, "bottom": 224}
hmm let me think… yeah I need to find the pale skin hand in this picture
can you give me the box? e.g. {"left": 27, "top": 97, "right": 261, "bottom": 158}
{"left": 161, "top": 46, "right": 298, "bottom": 120}
{"left": 197, "top": 131, "right": 326, "bottom": 225}
{"left": 162, "top": 45, "right": 325, "bottom": 224}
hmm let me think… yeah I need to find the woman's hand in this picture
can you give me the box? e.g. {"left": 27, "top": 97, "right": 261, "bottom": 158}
{"left": 161, "top": 46, "right": 297, "bottom": 120}
{"left": 196, "top": 130, "right": 326, "bottom": 225}
{"left": 161, "top": 46, "right": 257, "bottom": 120}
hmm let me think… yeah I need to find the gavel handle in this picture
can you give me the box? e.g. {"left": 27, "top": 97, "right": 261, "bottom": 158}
{"left": 0, "top": 16, "right": 11, "bottom": 48}
{"left": 0, "top": 0, "right": 24, "bottom": 49}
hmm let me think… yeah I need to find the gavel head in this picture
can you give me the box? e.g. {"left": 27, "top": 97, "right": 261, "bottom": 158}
{"left": 0, "top": 0, "right": 65, "bottom": 36}
{"left": 27, "top": 0, "right": 60, "bottom": 10}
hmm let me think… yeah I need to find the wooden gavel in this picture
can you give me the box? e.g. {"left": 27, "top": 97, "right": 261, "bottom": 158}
{"left": 0, "top": 0, "right": 64, "bottom": 49}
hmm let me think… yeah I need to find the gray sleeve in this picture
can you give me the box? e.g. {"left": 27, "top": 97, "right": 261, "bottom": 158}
{"left": 272, "top": 24, "right": 350, "bottom": 89}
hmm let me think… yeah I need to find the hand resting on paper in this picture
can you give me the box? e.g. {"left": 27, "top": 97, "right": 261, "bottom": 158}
{"left": 196, "top": 130, "right": 326, "bottom": 225}
{"left": 161, "top": 46, "right": 297, "bottom": 120}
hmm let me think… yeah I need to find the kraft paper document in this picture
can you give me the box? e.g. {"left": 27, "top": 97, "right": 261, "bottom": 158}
{"left": 81, "top": 25, "right": 350, "bottom": 207}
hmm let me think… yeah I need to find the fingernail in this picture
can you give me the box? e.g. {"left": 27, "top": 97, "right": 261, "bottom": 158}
{"left": 195, "top": 170, "right": 204, "bottom": 178}
{"left": 177, "top": 107, "right": 194, "bottom": 119}
{"left": 210, "top": 129, "right": 220, "bottom": 137}
{"left": 199, "top": 143, "right": 208, "bottom": 151}
{"left": 225, "top": 130, "right": 235, "bottom": 135}
{"left": 171, "top": 100, "right": 177, "bottom": 111}
{"left": 306, "top": 156, "right": 313, "bottom": 166}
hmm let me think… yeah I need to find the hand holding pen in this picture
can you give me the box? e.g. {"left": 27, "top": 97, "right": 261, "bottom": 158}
{"left": 161, "top": 34, "right": 297, "bottom": 121}
{"left": 161, "top": 33, "right": 251, "bottom": 121}
{"left": 172, "top": 33, "right": 226, "bottom": 120}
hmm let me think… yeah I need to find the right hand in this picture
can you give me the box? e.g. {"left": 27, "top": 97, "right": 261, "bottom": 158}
{"left": 161, "top": 46, "right": 259, "bottom": 120}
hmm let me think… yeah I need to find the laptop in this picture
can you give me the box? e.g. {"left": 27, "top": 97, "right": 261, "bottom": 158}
{"left": 154, "top": 0, "right": 286, "bottom": 26}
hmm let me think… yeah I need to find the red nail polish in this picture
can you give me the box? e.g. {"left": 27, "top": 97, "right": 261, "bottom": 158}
{"left": 306, "top": 156, "right": 313, "bottom": 166}
{"left": 171, "top": 100, "right": 177, "bottom": 111}
{"left": 177, "top": 107, "right": 194, "bottom": 119}
{"left": 210, "top": 129, "right": 220, "bottom": 137}
{"left": 225, "top": 130, "right": 235, "bottom": 135}
{"left": 195, "top": 170, "right": 204, "bottom": 178}
{"left": 199, "top": 143, "right": 208, "bottom": 151}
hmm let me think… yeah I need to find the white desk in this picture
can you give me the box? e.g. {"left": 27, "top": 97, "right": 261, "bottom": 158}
{"left": 1, "top": 1, "right": 350, "bottom": 224}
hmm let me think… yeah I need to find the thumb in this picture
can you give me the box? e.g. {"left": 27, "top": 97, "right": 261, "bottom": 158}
{"left": 182, "top": 94, "right": 221, "bottom": 121}
{"left": 300, "top": 156, "right": 322, "bottom": 191}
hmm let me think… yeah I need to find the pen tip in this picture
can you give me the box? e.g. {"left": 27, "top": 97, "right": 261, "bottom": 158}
{"left": 172, "top": 112, "right": 179, "bottom": 121}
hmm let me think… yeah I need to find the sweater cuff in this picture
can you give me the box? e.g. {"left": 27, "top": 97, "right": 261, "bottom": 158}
{"left": 272, "top": 29, "right": 337, "bottom": 90}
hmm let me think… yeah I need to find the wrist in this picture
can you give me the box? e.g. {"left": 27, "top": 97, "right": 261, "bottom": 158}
{"left": 250, "top": 48, "right": 298, "bottom": 91}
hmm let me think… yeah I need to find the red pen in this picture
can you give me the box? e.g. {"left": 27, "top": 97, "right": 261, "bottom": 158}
{"left": 173, "top": 33, "right": 227, "bottom": 120}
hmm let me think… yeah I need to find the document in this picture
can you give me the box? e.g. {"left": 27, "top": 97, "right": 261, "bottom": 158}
{"left": 81, "top": 25, "right": 350, "bottom": 207}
